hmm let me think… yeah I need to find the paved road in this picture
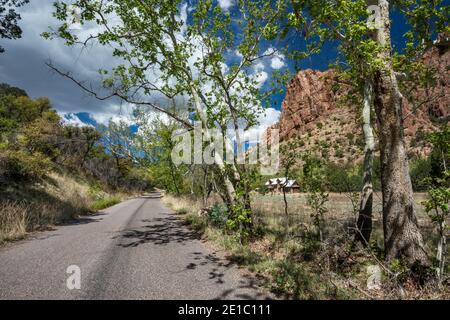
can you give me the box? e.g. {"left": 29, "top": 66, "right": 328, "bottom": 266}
{"left": 0, "top": 194, "right": 271, "bottom": 300}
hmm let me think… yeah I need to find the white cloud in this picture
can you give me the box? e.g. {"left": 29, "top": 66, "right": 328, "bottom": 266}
{"left": 218, "top": 0, "right": 235, "bottom": 11}
{"left": 89, "top": 102, "right": 136, "bottom": 126}
{"left": 60, "top": 113, "right": 93, "bottom": 127}
{"left": 263, "top": 47, "right": 277, "bottom": 56}
{"left": 270, "top": 55, "right": 286, "bottom": 69}
{"left": 255, "top": 71, "right": 268, "bottom": 88}
{"left": 243, "top": 108, "right": 281, "bottom": 144}
{"left": 2, "top": 0, "right": 277, "bottom": 134}
{"left": 260, "top": 108, "right": 281, "bottom": 127}
{"left": 252, "top": 62, "right": 268, "bottom": 88}
{"left": 253, "top": 62, "right": 265, "bottom": 72}
{"left": 263, "top": 47, "right": 286, "bottom": 69}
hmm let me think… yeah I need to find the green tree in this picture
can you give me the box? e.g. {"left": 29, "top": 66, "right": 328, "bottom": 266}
{"left": 302, "top": 154, "right": 329, "bottom": 243}
{"left": 422, "top": 125, "right": 450, "bottom": 281}
{"left": 59, "top": 125, "right": 102, "bottom": 168}
{"left": 0, "top": 95, "right": 53, "bottom": 135}
{"left": 18, "top": 109, "right": 62, "bottom": 160}
{"left": 134, "top": 111, "right": 187, "bottom": 195}
{"left": 44, "top": 0, "right": 286, "bottom": 234}
{"left": 0, "top": 83, "right": 28, "bottom": 97}
{"left": 281, "top": 0, "right": 448, "bottom": 266}
{"left": 280, "top": 139, "right": 303, "bottom": 231}
{"left": 0, "top": 0, "right": 29, "bottom": 53}
{"left": 0, "top": 94, "right": 58, "bottom": 183}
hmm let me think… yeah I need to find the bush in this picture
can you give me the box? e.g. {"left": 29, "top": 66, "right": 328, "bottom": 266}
{"left": 323, "top": 162, "right": 361, "bottom": 192}
{"left": 345, "top": 132, "right": 355, "bottom": 142}
{"left": 175, "top": 208, "right": 188, "bottom": 215}
{"left": 90, "top": 196, "right": 120, "bottom": 211}
{"left": 88, "top": 183, "right": 107, "bottom": 200}
{"left": 335, "top": 148, "right": 344, "bottom": 158}
{"left": 208, "top": 203, "right": 229, "bottom": 227}
{"left": 410, "top": 157, "right": 432, "bottom": 191}
{"left": 0, "top": 150, "right": 52, "bottom": 185}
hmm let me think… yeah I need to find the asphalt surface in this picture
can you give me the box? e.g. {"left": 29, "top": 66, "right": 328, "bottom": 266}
{"left": 0, "top": 194, "right": 271, "bottom": 300}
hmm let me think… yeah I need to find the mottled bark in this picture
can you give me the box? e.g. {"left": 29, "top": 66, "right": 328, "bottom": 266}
{"left": 373, "top": 0, "right": 429, "bottom": 265}
{"left": 437, "top": 215, "right": 446, "bottom": 280}
{"left": 356, "top": 80, "right": 375, "bottom": 246}
{"left": 190, "top": 88, "right": 237, "bottom": 206}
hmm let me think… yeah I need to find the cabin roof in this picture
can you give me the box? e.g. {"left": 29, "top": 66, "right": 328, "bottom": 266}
{"left": 265, "top": 177, "right": 299, "bottom": 188}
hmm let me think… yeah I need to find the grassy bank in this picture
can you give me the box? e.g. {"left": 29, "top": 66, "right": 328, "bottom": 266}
{"left": 163, "top": 193, "right": 449, "bottom": 300}
{"left": 0, "top": 173, "right": 126, "bottom": 244}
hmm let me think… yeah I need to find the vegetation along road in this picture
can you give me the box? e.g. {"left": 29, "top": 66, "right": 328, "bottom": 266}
{"left": 0, "top": 194, "right": 270, "bottom": 300}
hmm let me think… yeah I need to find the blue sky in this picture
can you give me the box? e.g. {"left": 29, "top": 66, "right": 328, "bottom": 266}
{"left": 0, "top": 0, "right": 446, "bottom": 131}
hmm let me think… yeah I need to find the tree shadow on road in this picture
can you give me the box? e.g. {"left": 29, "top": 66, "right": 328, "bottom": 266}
{"left": 59, "top": 213, "right": 106, "bottom": 226}
{"left": 115, "top": 215, "right": 201, "bottom": 247}
{"left": 184, "top": 251, "right": 276, "bottom": 300}
{"left": 114, "top": 214, "right": 277, "bottom": 300}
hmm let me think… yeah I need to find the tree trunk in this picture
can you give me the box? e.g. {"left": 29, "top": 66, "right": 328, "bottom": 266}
{"left": 202, "top": 165, "right": 210, "bottom": 207}
{"left": 190, "top": 87, "right": 237, "bottom": 206}
{"left": 282, "top": 185, "right": 289, "bottom": 229}
{"left": 168, "top": 160, "right": 180, "bottom": 195}
{"left": 356, "top": 80, "right": 375, "bottom": 246}
{"left": 373, "top": 0, "right": 429, "bottom": 266}
{"left": 437, "top": 215, "right": 446, "bottom": 280}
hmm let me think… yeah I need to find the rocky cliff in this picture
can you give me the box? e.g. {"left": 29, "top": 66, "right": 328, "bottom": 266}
{"left": 270, "top": 36, "right": 449, "bottom": 163}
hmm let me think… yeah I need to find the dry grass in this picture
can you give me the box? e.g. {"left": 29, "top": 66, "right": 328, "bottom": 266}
{"left": 252, "top": 192, "right": 429, "bottom": 224}
{"left": 163, "top": 192, "right": 449, "bottom": 299}
{"left": 162, "top": 193, "right": 220, "bottom": 215}
{"left": 46, "top": 173, "right": 91, "bottom": 213}
{"left": 0, "top": 201, "right": 28, "bottom": 242}
{"left": 0, "top": 173, "right": 126, "bottom": 244}
{"left": 251, "top": 192, "right": 443, "bottom": 255}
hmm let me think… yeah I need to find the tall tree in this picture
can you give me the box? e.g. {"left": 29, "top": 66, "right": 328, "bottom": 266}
{"left": 45, "top": 0, "right": 284, "bottom": 234}
{"left": 371, "top": 0, "right": 426, "bottom": 265}
{"left": 283, "top": 0, "right": 448, "bottom": 265}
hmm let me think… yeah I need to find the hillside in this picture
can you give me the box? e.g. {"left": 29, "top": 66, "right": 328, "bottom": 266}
{"left": 0, "top": 84, "right": 152, "bottom": 243}
{"left": 269, "top": 37, "right": 449, "bottom": 164}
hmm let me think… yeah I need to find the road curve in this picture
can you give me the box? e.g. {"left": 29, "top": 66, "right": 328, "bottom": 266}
{"left": 0, "top": 194, "right": 271, "bottom": 300}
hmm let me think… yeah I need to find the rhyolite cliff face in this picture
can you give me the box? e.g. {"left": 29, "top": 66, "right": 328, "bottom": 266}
{"left": 270, "top": 35, "right": 449, "bottom": 163}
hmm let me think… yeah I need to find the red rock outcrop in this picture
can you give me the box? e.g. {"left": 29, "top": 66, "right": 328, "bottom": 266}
{"left": 276, "top": 68, "right": 345, "bottom": 142}
{"left": 272, "top": 36, "right": 449, "bottom": 161}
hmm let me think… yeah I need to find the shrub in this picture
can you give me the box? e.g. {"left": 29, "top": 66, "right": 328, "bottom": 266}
{"left": 90, "top": 196, "right": 120, "bottom": 211}
{"left": 208, "top": 203, "right": 229, "bottom": 227}
{"left": 175, "top": 208, "right": 188, "bottom": 215}
{"left": 0, "top": 150, "right": 52, "bottom": 184}
{"left": 88, "top": 183, "right": 107, "bottom": 200}
{"left": 345, "top": 132, "right": 355, "bottom": 142}
{"left": 335, "top": 148, "right": 344, "bottom": 158}
{"left": 324, "top": 163, "right": 361, "bottom": 192}
{"left": 410, "top": 158, "right": 432, "bottom": 191}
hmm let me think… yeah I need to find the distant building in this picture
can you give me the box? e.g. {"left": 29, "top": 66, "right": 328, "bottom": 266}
{"left": 265, "top": 177, "right": 300, "bottom": 194}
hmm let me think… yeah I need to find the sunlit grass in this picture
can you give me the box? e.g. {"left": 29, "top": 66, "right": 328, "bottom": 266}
{"left": 163, "top": 192, "right": 448, "bottom": 299}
